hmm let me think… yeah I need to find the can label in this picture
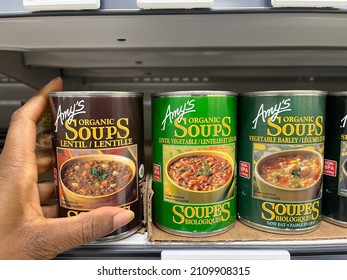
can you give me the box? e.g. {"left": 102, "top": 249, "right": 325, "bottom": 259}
{"left": 323, "top": 94, "right": 347, "bottom": 225}
{"left": 36, "top": 109, "right": 52, "bottom": 151}
{"left": 152, "top": 94, "right": 237, "bottom": 235}
{"left": 49, "top": 93, "right": 144, "bottom": 238}
{"left": 238, "top": 92, "right": 326, "bottom": 232}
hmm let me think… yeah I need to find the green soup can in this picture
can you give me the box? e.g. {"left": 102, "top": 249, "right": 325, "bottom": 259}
{"left": 323, "top": 92, "right": 347, "bottom": 227}
{"left": 152, "top": 91, "right": 237, "bottom": 237}
{"left": 237, "top": 90, "right": 326, "bottom": 234}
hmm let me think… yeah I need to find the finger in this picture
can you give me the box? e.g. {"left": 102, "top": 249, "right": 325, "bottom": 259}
{"left": 38, "top": 181, "right": 56, "bottom": 203}
{"left": 36, "top": 151, "right": 54, "bottom": 174}
{"left": 44, "top": 207, "right": 135, "bottom": 252}
{"left": 42, "top": 204, "right": 58, "bottom": 218}
{"left": 2, "top": 77, "right": 63, "bottom": 161}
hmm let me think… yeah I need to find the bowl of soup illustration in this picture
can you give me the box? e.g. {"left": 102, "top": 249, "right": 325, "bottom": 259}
{"left": 59, "top": 154, "right": 136, "bottom": 210}
{"left": 165, "top": 150, "right": 234, "bottom": 204}
{"left": 255, "top": 149, "right": 323, "bottom": 202}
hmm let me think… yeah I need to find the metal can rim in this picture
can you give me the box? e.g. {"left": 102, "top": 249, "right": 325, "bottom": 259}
{"left": 240, "top": 90, "right": 327, "bottom": 96}
{"left": 151, "top": 90, "right": 238, "bottom": 97}
{"left": 49, "top": 91, "right": 143, "bottom": 97}
{"left": 328, "top": 91, "right": 347, "bottom": 96}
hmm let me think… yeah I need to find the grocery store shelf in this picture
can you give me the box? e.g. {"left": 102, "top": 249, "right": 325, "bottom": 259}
{"left": 55, "top": 229, "right": 347, "bottom": 260}
{"left": 1, "top": 12, "right": 347, "bottom": 50}
{"left": 2, "top": 1, "right": 347, "bottom": 260}
{"left": 0, "top": 0, "right": 271, "bottom": 15}
{"left": 0, "top": 5, "right": 347, "bottom": 90}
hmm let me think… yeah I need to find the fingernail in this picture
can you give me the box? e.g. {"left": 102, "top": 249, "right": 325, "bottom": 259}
{"left": 51, "top": 77, "right": 62, "bottom": 82}
{"left": 46, "top": 77, "right": 62, "bottom": 87}
{"left": 113, "top": 210, "right": 135, "bottom": 230}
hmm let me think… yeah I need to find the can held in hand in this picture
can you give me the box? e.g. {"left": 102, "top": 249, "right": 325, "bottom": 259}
{"left": 237, "top": 90, "right": 326, "bottom": 233}
{"left": 323, "top": 92, "right": 347, "bottom": 227}
{"left": 152, "top": 91, "right": 237, "bottom": 237}
{"left": 49, "top": 91, "right": 145, "bottom": 240}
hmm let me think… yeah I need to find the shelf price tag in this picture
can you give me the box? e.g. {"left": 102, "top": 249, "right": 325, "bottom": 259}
{"left": 137, "top": 0, "right": 213, "bottom": 9}
{"left": 161, "top": 250, "right": 291, "bottom": 260}
{"left": 23, "top": 0, "right": 100, "bottom": 11}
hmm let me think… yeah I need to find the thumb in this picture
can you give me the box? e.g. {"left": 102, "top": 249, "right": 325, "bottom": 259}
{"left": 44, "top": 207, "right": 134, "bottom": 255}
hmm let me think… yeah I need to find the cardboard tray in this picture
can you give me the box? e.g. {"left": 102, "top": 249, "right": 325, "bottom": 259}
{"left": 149, "top": 219, "right": 347, "bottom": 243}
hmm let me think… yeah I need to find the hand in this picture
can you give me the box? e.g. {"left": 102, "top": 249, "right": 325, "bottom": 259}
{"left": 0, "top": 77, "right": 135, "bottom": 260}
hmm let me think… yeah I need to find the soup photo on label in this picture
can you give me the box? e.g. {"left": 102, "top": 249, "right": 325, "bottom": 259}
{"left": 58, "top": 153, "right": 137, "bottom": 210}
{"left": 254, "top": 149, "right": 323, "bottom": 202}
{"left": 168, "top": 155, "right": 232, "bottom": 191}
{"left": 258, "top": 153, "right": 321, "bottom": 189}
{"left": 62, "top": 160, "right": 133, "bottom": 196}
{"left": 164, "top": 150, "right": 235, "bottom": 204}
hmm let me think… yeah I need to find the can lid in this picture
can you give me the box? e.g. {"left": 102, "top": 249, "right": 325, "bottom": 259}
{"left": 49, "top": 91, "right": 143, "bottom": 97}
{"left": 328, "top": 91, "right": 347, "bottom": 96}
{"left": 240, "top": 90, "right": 327, "bottom": 96}
{"left": 151, "top": 90, "right": 238, "bottom": 97}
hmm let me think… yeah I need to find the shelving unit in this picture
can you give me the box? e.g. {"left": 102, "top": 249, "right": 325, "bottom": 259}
{"left": 58, "top": 232, "right": 347, "bottom": 260}
{"left": 1, "top": 0, "right": 347, "bottom": 259}
{"left": 2, "top": 1, "right": 347, "bottom": 92}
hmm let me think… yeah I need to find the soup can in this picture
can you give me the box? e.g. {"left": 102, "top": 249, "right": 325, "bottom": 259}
{"left": 152, "top": 91, "right": 237, "bottom": 237}
{"left": 49, "top": 91, "right": 145, "bottom": 240}
{"left": 36, "top": 109, "right": 53, "bottom": 151}
{"left": 21, "top": 100, "right": 53, "bottom": 151}
{"left": 237, "top": 90, "right": 326, "bottom": 234}
{"left": 323, "top": 92, "right": 347, "bottom": 227}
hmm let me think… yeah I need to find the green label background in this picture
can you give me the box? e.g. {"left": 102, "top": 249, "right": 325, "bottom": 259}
{"left": 152, "top": 95, "right": 237, "bottom": 233}
{"left": 237, "top": 94, "right": 326, "bottom": 231}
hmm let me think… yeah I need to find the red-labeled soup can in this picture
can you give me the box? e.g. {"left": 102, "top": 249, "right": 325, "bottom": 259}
{"left": 49, "top": 91, "right": 145, "bottom": 240}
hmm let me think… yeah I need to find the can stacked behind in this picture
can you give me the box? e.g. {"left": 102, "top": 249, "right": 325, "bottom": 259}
{"left": 152, "top": 91, "right": 237, "bottom": 237}
{"left": 49, "top": 91, "right": 145, "bottom": 240}
{"left": 323, "top": 92, "right": 347, "bottom": 226}
{"left": 36, "top": 109, "right": 53, "bottom": 151}
{"left": 237, "top": 90, "right": 326, "bottom": 233}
